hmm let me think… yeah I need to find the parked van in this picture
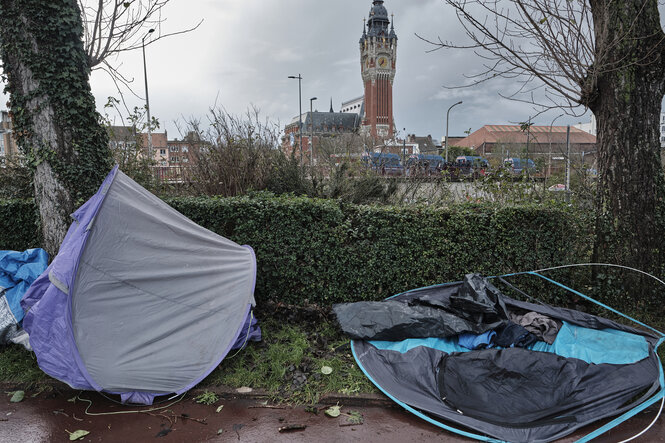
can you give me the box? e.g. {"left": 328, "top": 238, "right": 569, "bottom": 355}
{"left": 362, "top": 152, "right": 403, "bottom": 176}
{"left": 503, "top": 157, "right": 536, "bottom": 174}
{"left": 406, "top": 154, "right": 445, "bottom": 175}
{"left": 456, "top": 156, "right": 489, "bottom": 168}
{"left": 455, "top": 155, "right": 489, "bottom": 178}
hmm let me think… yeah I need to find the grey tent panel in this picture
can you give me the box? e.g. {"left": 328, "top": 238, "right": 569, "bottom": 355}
{"left": 71, "top": 171, "right": 256, "bottom": 394}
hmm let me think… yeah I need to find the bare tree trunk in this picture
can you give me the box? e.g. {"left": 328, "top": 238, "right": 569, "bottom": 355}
{"left": 0, "top": 0, "right": 112, "bottom": 256}
{"left": 588, "top": 0, "right": 665, "bottom": 281}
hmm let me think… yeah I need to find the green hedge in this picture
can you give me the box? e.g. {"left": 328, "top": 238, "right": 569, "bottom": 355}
{"left": 0, "top": 199, "right": 41, "bottom": 251}
{"left": 0, "top": 195, "right": 592, "bottom": 305}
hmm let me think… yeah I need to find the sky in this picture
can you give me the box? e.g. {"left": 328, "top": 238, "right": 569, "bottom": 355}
{"left": 84, "top": 0, "right": 663, "bottom": 142}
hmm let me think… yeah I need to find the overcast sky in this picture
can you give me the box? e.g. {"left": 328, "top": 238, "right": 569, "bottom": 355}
{"left": 88, "top": 0, "right": 663, "bottom": 142}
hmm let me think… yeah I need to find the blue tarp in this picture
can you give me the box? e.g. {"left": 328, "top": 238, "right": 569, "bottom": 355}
{"left": 0, "top": 249, "right": 48, "bottom": 345}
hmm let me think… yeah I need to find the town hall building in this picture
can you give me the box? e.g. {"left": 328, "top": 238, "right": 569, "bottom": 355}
{"left": 283, "top": 0, "right": 398, "bottom": 159}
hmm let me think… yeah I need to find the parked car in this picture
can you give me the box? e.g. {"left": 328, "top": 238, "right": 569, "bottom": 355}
{"left": 406, "top": 154, "right": 445, "bottom": 176}
{"left": 455, "top": 155, "right": 489, "bottom": 178}
{"left": 362, "top": 152, "right": 404, "bottom": 176}
{"left": 503, "top": 157, "right": 536, "bottom": 175}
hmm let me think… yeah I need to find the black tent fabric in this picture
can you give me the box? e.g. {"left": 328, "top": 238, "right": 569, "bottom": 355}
{"left": 334, "top": 275, "right": 662, "bottom": 442}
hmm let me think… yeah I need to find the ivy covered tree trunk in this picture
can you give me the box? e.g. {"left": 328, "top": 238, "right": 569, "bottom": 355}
{"left": 0, "top": 0, "right": 113, "bottom": 256}
{"left": 587, "top": 0, "right": 665, "bottom": 289}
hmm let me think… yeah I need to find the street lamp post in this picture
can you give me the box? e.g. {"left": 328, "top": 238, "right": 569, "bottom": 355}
{"left": 309, "top": 97, "right": 317, "bottom": 166}
{"left": 445, "top": 101, "right": 463, "bottom": 163}
{"left": 565, "top": 125, "right": 571, "bottom": 202}
{"left": 402, "top": 128, "right": 407, "bottom": 166}
{"left": 142, "top": 28, "right": 155, "bottom": 161}
{"left": 548, "top": 114, "right": 564, "bottom": 182}
{"left": 525, "top": 116, "right": 532, "bottom": 178}
{"left": 288, "top": 75, "right": 303, "bottom": 164}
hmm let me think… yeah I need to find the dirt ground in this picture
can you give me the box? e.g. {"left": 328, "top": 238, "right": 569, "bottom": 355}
{"left": 2, "top": 388, "right": 664, "bottom": 442}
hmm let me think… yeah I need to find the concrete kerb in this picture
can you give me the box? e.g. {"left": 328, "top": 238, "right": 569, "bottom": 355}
{"left": 0, "top": 380, "right": 394, "bottom": 408}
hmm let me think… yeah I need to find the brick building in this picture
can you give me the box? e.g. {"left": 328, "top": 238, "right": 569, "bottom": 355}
{"left": 0, "top": 111, "right": 18, "bottom": 158}
{"left": 455, "top": 125, "right": 597, "bottom": 174}
{"left": 108, "top": 125, "right": 202, "bottom": 182}
{"left": 283, "top": 102, "right": 361, "bottom": 163}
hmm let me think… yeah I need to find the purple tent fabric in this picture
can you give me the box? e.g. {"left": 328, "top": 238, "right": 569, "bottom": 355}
{"left": 22, "top": 169, "right": 117, "bottom": 391}
{"left": 22, "top": 167, "right": 258, "bottom": 404}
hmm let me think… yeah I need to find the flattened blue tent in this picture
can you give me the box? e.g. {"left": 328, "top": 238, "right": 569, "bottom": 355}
{"left": 335, "top": 273, "right": 665, "bottom": 442}
{"left": 22, "top": 167, "right": 259, "bottom": 405}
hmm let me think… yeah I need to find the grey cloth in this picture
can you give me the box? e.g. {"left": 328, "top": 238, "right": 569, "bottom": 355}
{"left": 9, "top": 329, "right": 31, "bottom": 351}
{"left": 510, "top": 311, "right": 562, "bottom": 344}
{"left": 0, "top": 293, "right": 19, "bottom": 346}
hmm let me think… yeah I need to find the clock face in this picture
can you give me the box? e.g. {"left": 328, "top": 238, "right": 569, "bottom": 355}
{"left": 377, "top": 56, "right": 388, "bottom": 68}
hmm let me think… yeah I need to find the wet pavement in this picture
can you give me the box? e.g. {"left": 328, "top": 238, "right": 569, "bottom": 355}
{"left": 1, "top": 388, "right": 664, "bottom": 442}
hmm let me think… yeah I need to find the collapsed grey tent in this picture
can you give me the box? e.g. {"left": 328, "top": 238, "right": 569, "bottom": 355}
{"left": 22, "top": 167, "right": 258, "bottom": 405}
{"left": 335, "top": 274, "right": 665, "bottom": 442}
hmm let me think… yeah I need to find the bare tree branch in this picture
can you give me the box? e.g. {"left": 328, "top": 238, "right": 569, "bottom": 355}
{"left": 79, "top": 0, "right": 203, "bottom": 69}
{"left": 418, "top": 0, "right": 596, "bottom": 111}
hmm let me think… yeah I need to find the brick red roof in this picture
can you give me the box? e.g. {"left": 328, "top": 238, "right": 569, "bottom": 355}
{"left": 456, "top": 125, "right": 596, "bottom": 148}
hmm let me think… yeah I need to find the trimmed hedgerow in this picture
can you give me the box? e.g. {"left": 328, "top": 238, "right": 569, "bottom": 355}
{"left": 0, "top": 195, "right": 592, "bottom": 305}
{"left": 167, "top": 195, "right": 592, "bottom": 305}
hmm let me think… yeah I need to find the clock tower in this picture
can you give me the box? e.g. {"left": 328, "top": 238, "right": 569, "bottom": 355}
{"left": 360, "top": 1, "right": 397, "bottom": 138}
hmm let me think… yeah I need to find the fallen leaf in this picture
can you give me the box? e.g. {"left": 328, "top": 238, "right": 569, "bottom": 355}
{"left": 67, "top": 429, "right": 90, "bottom": 441}
{"left": 217, "top": 428, "right": 224, "bottom": 435}
{"left": 321, "top": 366, "right": 333, "bottom": 375}
{"left": 325, "top": 405, "right": 341, "bottom": 418}
{"left": 345, "top": 410, "right": 364, "bottom": 425}
{"left": 9, "top": 391, "right": 24, "bottom": 403}
{"left": 216, "top": 405, "right": 224, "bottom": 413}
{"left": 236, "top": 387, "right": 252, "bottom": 394}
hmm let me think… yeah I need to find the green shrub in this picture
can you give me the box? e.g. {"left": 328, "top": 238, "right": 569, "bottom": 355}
{"left": 0, "top": 195, "right": 592, "bottom": 306}
{"left": 0, "top": 199, "right": 41, "bottom": 251}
